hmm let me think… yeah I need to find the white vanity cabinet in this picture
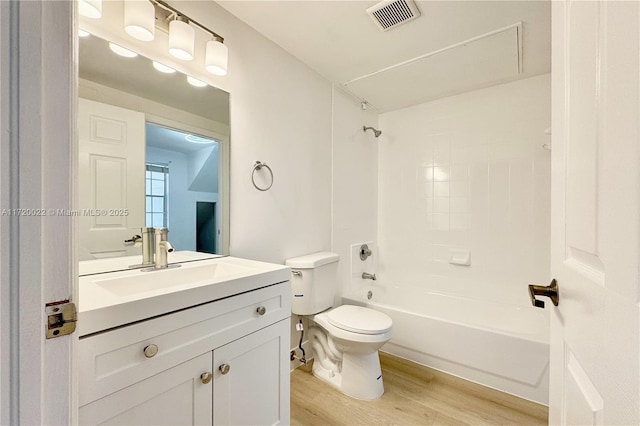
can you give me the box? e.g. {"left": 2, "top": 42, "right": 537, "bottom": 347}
{"left": 78, "top": 281, "right": 291, "bottom": 426}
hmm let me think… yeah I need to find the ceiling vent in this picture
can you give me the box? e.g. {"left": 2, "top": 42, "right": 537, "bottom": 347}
{"left": 366, "top": 0, "right": 421, "bottom": 32}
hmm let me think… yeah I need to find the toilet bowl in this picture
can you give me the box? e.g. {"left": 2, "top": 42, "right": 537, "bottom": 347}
{"left": 285, "top": 252, "right": 393, "bottom": 400}
{"left": 309, "top": 305, "right": 392, "bottom": 400}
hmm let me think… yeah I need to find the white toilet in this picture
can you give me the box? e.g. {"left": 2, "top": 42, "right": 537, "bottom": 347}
{"left": 286, "top": 252, "right": 393, "bottom": 400}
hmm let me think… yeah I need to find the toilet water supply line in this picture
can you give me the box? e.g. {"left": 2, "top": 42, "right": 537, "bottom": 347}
{"left": 297, "top": 318, "right": 307, "bottom": 364}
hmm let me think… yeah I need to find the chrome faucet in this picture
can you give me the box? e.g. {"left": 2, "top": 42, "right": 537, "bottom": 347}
{"left": 140, "top": 227, "right": 156, "bottom": 267}
{"left": 154, "top": 228, "right": 174, "bottom": 269}
{"left": 362, "top": 272, "right": 377, "bottom": 281}
{"left": 128, "top": 227, "right": 156, "bottom": 269}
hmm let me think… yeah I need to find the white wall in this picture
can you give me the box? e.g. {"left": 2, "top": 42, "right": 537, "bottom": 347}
{"left": 378, "top": 74, "right": 551, "bottom": 307}
{"left": 331, "top": 87, "right": 379, "bottom": 302}
{"left": 175, "top": 1, "right": 333, "bottom": 265}
{"left": 146, "top": 146, "right": 218, "bottom": 252}
{"left": 172, "top": 2, "right": 336, "bottom": 362}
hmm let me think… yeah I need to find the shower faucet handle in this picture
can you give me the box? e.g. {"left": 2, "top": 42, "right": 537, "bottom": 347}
{"left": 359, "top": 244, "right": 372, "bottom": 261}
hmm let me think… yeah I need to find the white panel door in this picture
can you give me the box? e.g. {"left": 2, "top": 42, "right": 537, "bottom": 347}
{"left": 213, "top": 319, "right": 290, "bottom": 426}
{"left": 79, "top": 352, "right": 213, "bottom": 425}
{"left": 549, "top": 1, "right": 640, "bottom": 424}
{"left": 78, "top": 98, "right": 145, "bottom": 260}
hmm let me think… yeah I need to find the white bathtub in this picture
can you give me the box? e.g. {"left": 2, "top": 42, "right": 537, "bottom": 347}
{"left": 342, "top": 284, "right": 550, "bottom": 404}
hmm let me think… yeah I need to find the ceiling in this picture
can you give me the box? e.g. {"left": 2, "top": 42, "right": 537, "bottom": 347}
{"left": 146, "top": 124, "right": 219, "bottom": 155}
{"left": 218, "top": 0, "right": 551, "bottom": 111}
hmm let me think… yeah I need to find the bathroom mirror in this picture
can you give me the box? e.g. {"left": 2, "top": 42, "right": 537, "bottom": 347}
{"left": 77, "top": 34, "right": 230, "bottom": 265}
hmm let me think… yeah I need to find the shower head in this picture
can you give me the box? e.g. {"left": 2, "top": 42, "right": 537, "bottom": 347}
{"left": 363, "top": 126, "right": 382, "bottom": 138}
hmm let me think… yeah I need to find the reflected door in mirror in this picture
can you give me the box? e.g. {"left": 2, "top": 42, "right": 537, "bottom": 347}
{"left": 78, "top": 98, "right": 145, "bottom": 260}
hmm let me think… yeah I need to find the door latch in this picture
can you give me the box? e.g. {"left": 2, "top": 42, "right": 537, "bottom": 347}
{"left": 45, "top": 300, "right": 77, "bottom": 338}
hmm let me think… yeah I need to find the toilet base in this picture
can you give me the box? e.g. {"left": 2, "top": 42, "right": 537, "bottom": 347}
{"left": 312, "top": 351, "right": 384, "bottom": 400}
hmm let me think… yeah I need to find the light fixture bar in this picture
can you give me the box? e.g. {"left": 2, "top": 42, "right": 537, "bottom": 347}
{"left": 150, "top": 0, "right": 224, "bottom": 43}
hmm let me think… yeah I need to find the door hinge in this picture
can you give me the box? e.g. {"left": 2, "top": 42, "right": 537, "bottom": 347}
{"left": 45, "top": 300, "right": 77, "bottom": 339}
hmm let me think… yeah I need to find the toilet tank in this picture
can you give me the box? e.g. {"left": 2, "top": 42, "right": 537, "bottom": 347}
{"left": 285, "top": 252, "right": 339, "bottom": 315}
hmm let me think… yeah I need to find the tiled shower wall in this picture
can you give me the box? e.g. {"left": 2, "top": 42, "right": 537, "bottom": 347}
{"left": 377, "top": 74, "right": 551, "bottom": 307}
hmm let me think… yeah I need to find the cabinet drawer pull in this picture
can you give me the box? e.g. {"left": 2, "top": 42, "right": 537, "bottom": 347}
{"left": 256, "top": 306, "right": 266, "bottom": 316}
{"left": 143, "top": 344, "right": 159, "bottom": 358}
{"left": 219, "top": 363, "right": 231, "bottom": 375}
{"left": 200, "top": 372, "right": 212, "bottom": 384}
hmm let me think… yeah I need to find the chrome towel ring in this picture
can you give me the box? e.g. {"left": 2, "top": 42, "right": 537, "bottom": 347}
{"left": 251, "top": 161, "right": 274, "bottom": 191}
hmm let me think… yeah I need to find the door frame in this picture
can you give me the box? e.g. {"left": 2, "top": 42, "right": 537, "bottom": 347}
{"left": 0, "top": 1, "right": 77, "bottom": 424}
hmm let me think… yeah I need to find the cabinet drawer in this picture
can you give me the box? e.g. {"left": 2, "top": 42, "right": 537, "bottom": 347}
{"left": 79, "top": 281, "right": 290, "bottom": 406}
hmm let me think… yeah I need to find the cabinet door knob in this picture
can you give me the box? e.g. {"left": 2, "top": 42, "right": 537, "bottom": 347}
{"left": 219, "top": 363, "right": 231, "bottom": 375}
{"left": 200, "top": 372, "right": 212, "bottom": 384}
{"left": 143, "top": 344, "right": 159, "bottom": 358}
{"left": 256, "top": 306, "right": 266, "bottom": 316}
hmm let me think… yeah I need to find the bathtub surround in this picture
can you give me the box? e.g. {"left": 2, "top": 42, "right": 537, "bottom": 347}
{"left": 378, "top": 74, "right": 551, "bottom": 308}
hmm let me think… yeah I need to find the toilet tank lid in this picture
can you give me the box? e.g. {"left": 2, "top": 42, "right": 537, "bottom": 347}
{"left": 285, "top": 252, "right": 339, "bottom": 268}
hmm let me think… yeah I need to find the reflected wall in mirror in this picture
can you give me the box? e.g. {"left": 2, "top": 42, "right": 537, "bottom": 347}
{"left": 78, "top": 34, "right": 230, "bottom": 261}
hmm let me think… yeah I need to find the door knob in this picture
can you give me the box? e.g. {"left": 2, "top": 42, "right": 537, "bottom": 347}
{"left": 528, "top": 279, "right": 559, "bottom": 308}
{"left": 219, "top": 363, "right": 231, "bottom": 375}
{"left": 256, "top": 306, "right": 266, "bottom": 316}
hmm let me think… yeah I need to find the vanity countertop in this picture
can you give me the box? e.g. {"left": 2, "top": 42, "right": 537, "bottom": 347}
{"left": 79, "top": 253, "right": 290, "bottom": 336}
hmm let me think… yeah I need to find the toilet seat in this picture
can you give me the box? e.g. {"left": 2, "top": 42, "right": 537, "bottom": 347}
{"left": 326, "top": 305, "right": 392, "bottom": 335}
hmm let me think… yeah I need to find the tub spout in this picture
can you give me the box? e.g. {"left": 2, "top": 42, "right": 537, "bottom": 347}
{"left": 362, "top": 272, "right": 377, "bottom": 281}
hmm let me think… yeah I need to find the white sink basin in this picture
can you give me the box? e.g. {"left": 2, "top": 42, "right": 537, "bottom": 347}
{"left": 79, "top": 255, "right": 291, "bottom": 336}
{"left": 96, "top": 262, "right": 254, "bottom": 297}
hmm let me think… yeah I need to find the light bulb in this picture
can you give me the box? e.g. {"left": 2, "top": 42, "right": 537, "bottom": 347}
{"left": 152, "top": 61, "right": 176, "bottom": 74}
{"left": 185, "top": 135, "right": 215, "bottom": 144}
{"left": 79, "top": 0, "right": 102, "bottom": 19}
{"left": 168, "top": 18, "right": 195, "bottom": 61}
{"left": 205, "top": 39, "right": 228, "bottom": 76}
{"left": 124, "top": 0, "right": 155, "bottom": 42}
{"left": 109, "top": 43, "right": 138, "bottom": 58}
{"left": 186, "top": 76, "right": 207, "bottom": 87}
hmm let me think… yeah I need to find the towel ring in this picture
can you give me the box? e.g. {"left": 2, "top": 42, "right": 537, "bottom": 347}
{"left": 251, "top": 161, "right": 274, "bottom": 191}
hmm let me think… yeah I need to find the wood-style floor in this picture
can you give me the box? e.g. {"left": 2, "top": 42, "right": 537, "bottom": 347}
{"left": 291, "top": 352, "right": 548, "bottom": 426}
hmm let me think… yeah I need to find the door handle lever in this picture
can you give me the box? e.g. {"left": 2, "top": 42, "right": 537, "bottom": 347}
{"left": 124, "top": 234, "right": 142, "bottom": 244}
{"left": 528, "top": 279, "right": 559, "bottom": 308}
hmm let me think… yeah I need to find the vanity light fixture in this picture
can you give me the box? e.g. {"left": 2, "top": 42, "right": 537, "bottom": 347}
{"left": 152, "top": 0, "right": 228, "bottom": 74}
{"left": 79, "top": 0, "right": 102, "bottom": 19}
{"left": 90, "top": 0, "right": 229, "bottom": 76}
{"left": 109, "top": 42, "right": 138, "bottom": 58}
{"left": 168, "top": 16, "right": 195, "bottom": 61}
{"left": 152, "top": 61, "right": 176, "bottom": 74}
{"left": 186, "top": 75, "right": 207, "bottom": 87}
{"left": 124, "top": 0, "right": 156, "bottom": 42}
{"left": 78, "top": 29, "right": 91, "bottom": 38}
{"left": 205, "top": 37, "right": 228, "bottom": 76}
